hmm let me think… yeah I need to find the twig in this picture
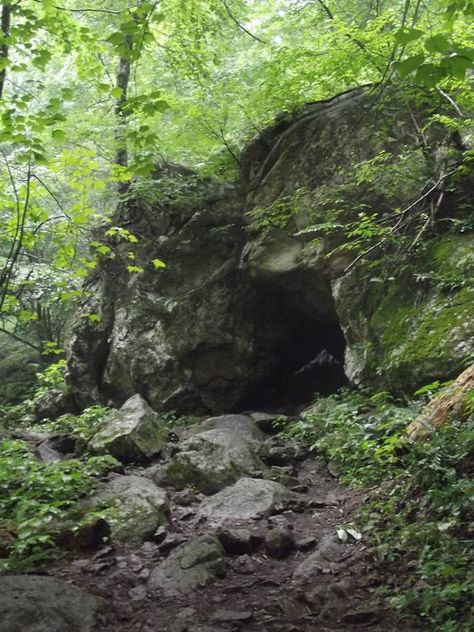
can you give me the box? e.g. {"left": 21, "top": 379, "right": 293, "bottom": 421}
{"left": 437, "top": 87, "right": 464, "bottom": 117}
{"left": 221, "top": 0, "right": 267, "bottom": 44}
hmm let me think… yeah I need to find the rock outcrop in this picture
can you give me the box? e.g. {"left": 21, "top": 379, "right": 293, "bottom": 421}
{"left": 66, "top": 87, "right": 473, "bottom": 411}
{"left": 148, "top": 534, "right": 226, "bottom": 596}
{"left": 0, "top": 575, "right": 99, "bottom": 632}
{"left": 88, "top": 394, "right": 167, "bottom": 462}
{"left": 197, "top": 477, "right": 300, "bottom": 525}
{"left": 84, "top": 474, "right": 169, "bottom": 543}
{"left": 156, "top": 415, "right": 267, "bottom": 494}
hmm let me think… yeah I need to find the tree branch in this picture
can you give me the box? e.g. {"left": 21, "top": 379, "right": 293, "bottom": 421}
{"left": 221, "top": 0, "right": 267, "bottom": 44}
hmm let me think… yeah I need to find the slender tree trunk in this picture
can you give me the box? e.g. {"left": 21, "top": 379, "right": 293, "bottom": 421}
{"left": 0, "top": 1, "right": 12, "bottom": 99}
{"left": 114, "top": 36, "right": 132, "bottom": 195}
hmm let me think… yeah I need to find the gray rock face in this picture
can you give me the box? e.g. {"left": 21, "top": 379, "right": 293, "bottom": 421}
{"left": 292, "top": 534, "right": 352, "bottom": 584}
{"left": 197, "top": 477, "right": 297, "bottom": 525}
{"left": 157, "top": 416, "right": 266, "bottom": 494}
{"left": 85, "top": 474, "right": 169, "bottom": 543}
{"left": 182, "top": 414, "right": 265, "bottom": 442}
{"left": 148, "top": 534, "right": 226, "bottom": 596}
{"left": 66, "top": 88, "right": 472, "bottom": 408}
{"left": 0, "top": 575, "right": 98, "bottom": 632}
{"left": 89, "top": 394, "right": 166, "bottom": 462}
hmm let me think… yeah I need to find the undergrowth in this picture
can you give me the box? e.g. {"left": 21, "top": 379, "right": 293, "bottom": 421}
{"left": 0, "top": 440, "right": 118, "bottom": 570}
{"left": 285, "top": 387, "right": 474, "bottom": 631}
{"left": 0, "top": 403, "right": 117, "bottom": 571}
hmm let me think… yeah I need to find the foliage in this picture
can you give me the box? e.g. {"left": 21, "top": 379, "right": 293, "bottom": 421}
{"left": 0, "top": 334, "right": 38, "bottom": 405}
{"left": 286, "top": 387, "right": 474, "bottom": 630}
{"left": 38, "top": 405, "right": 112, "bottom": 443}
{"left": 286, "top": 388, "right": 415, "bottom": 486}
{"left": 0, "top": 438, "right": 117, "bottom": 570}
{"left": 33, "top": 358, "right": 67, "bottom": 399}
{"left": 0, "top": 0, "right": 471, "bottom": 358}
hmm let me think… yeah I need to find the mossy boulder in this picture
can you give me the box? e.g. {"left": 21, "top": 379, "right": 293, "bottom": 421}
{"left": 148, "top": 534, "right": 226, "bottom": 596}
{"left": 156, "top": 415, "right": 267, "bottom": 494}
{"left": 335, "top": 233, "right": 474, "bottom": 393}
{"left": 84, "top": 474, "right": 169, "bottom": 544}
{"left": 197, "top": 477, "right": 299, "bottom": 525}
{"left": 88, "top": 394, "right": 167, "bottom": 462}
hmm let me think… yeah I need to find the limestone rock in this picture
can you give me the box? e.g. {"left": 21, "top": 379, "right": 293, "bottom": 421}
{"left": 84, "top": 474, "right": 169, "bottom": 543}
{"left": 65, "top": 89, "right": 473, "bottom": 407}
{"left": 197, "top": 477, "right": 299, "bottom": 525}
{"left": 157, "top": 417, "right": 266, "bottom": 494}
{"left": 265, "top": 526, "right": 295, "bottom": 558}
{"left": 36, "top": 433, "right": 76, "bottom": 463}
{"left": 335, "top": 234, "right": 474, "bottom": 392}
{"left": 148, "top": 534, "right": 226, "bottom": 596}
{"left": 211, "top": 609, "right": 253, "bottom": 623}
{"left": 89, "top": 394, "right": 167, "bottom": 462}
{"left": 0, "top": 575, "right": 98, "bottom": 632}
{"left": 34, "top": 388, "right": 76, "bottom": 421}
{"left": 182, "top": 414, "right": 265, "bottom": 442}
{"left": 292, "top": 534, "right": 353, "bottom": 585}
{"left": 216, "top": 527, "right": 264, "bottom": 555}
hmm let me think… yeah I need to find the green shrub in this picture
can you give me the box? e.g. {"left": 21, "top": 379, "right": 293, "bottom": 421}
{"left": 286, "top": 387, "right": 474, "bottom": 631}
{"left": 38, "top": 405, "right": 112, "bottom": 442}
{"left": 286, "top": 388, "right": 414, "bottom": 486}
{"left": 0, "top": 438, "right": 117, "bottom": 570}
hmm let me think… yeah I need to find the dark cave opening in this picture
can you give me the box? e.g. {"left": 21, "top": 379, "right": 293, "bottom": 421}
{"left": 238, "top": 277, "right": 348, "bottom": 412}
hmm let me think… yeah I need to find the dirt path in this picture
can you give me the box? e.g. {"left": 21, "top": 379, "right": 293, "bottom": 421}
{"left": 50, "top": 452, "right": 423, "bottom": 632}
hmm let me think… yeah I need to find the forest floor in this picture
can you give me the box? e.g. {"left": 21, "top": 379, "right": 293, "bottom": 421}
{"left": 48, "top": 449, "right": 425, "bottom": 632}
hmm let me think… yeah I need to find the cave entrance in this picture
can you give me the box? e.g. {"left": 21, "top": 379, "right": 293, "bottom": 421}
{"left": 239, "top": 273, "right": 348, "bottom": 411}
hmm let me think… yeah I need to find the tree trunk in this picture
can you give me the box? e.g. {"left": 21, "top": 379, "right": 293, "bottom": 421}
{"left": 0, "top": 2, "right": 12, "bottom": 99}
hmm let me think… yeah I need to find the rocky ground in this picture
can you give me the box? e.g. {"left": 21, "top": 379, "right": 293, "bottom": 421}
{"left": 1, "top": 400, "right": 427, "bottom": 632}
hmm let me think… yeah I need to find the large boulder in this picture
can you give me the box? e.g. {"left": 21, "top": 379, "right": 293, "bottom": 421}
{"left": 88, "top": 394, "right": 167, "bottom": 462}
{"left": 84, "top": 474, "right": 169, "bottom": 543}
{"left": 197, "top": 477, "right": 299, "bottom": 525}
{"left": 0, "top": 575, "right": 98, "bottom": 632}
{"left": 334, "top": 233, "right": 474, "bottom": 393}
{"left": 66, "top": 89, "right": 473, "bottom": 409}
{"left": 156, "top": 415, "right": 267, "bottom": 494}
{"left": 148, "top": 534, "right": 226, "bottom": 596}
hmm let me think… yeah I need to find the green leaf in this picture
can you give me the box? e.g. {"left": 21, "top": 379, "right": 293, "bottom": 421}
{"left": 127, "top": 265, "right": 144, "bottom": 273}
{"left": 393, "top": 54, "right": 426, "bottom": 77}
{"left": 52, "top": 129, "right": 66, "bottom": 141}
{"left": 415, "top": 63, "right": 447, "bottom": 87}
{"left": 111, "top": 87, "right": 123, "bottom": 99}
{"left": 443, "top": 54, "right": 473, "bottom": 79}
{"left": 393, "top": 28, "right": 424, "bottom": 45}
{"left": 106, "top": 32, "right": 124, "bottom": 46}
{"left": 152, "top": 258, "right": 166, "bottom": 269}
{"left": 424, "top": 34, "right": 451, "bottom": 54}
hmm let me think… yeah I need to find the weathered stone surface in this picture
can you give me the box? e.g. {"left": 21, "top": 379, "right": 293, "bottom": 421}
{"left": 148, "top": 534, "right": 226, "bottom": 596}
{"left": 292, "top": 534, "right": 353, "bottom": 584}
{"left": 250, "top": 411, "right": 287, "bottom": 434}
{"left": 156, "top": 418, "right": 266, "bottom": 494}
{"left": 334, "top": 234, "right": 474, "bottom": 393}
{"left": 265, "top": 526, "right": 295, "bottom": 558}
{"left": 197, "top": 477, "right": 298, "bottom": 525}
{"left": 182, "top": 414, "right": 265, "bottom": 442}
{"left": 34, "top": 388, "right": 77, "bottom": 421}
{"left": 211, "top": 609, "right": 253, "bottom": 623}
{"left": 89, "top": 394, "right": 167, "bottom": 462}
{"left": 216, "top": 526, "right": 264, "bottom": 555}
{"left": 66, "top": 88, "right": 473, "bottom": 407}
{"left": 84, "top": 474, "right": 169, "bottom": 543}
{"left": 36, "top": 433, "right": 76, "bottom": 463}
{"left": 0, "top": 575, "right": 98, "bottom": 632}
